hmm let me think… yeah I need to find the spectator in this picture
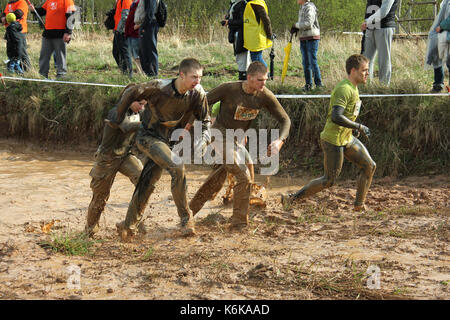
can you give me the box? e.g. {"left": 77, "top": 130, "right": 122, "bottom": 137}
{"left": 125, "top": 0, "right": 143, "bottom": 77}
{"left": 113, "top": 0, "right": 133, "bottom": 77}
{"left": 425, "top": 0, "right": 449, "bottom": 93}
{"left": 291, "top": 0, "right": 323, "bottom": 91}
{"left": 30, "top": 0, "right": 76, "bottom": 79}
{"left": 1, "top": 0, "right": 31, "bottom": 71}
{"left": 4, "top": 13, "right": 23, "bottom": 74}
{"left": 134, "top": 0, "right": 159, "bottom": 77}
{"left": 223, "top": 0, "right": 250, "bottom": 80}
{"left": 361, "top": 0, "right": 399, "bottom": 85}
{"left": 243, "top": 0, "right": 274, "bottom": 67}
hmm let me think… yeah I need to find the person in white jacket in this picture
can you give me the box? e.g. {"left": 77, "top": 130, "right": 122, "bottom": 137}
{"left": 425, "top": 0, "right": 450, "bottom": 92}
{"left": 290, "top": 0, "right": 323, "bottom": 91}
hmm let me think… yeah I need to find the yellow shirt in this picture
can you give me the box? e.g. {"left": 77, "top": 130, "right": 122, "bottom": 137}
{"left": 320, "top": 79, "right": 361, "bottom": 146}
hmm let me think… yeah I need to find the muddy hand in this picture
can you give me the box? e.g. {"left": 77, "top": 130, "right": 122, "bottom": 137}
{"left": 267, "top": 139, "right": 284, "bottom": 157}
{"left": 358, "top": 124, "right": 370, "bottom": 140}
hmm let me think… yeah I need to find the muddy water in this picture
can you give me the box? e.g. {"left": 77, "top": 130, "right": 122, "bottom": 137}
{"left": 0, "top": 138, "right": 448, "bottom": 300}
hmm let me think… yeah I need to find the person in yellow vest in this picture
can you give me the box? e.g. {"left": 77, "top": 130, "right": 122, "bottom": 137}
{"left": 243, "top": 0, "right": 274, "bottom": 67}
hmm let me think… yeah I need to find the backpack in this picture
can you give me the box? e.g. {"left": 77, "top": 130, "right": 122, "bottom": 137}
{"left": 155, "top": 0, "right": 167, "bottom": 28}
{"left": 104, "top": 0, "right": 122, "bottom": 30}
{"left": 104, "top": 9, "right": 115, "bottom": 30}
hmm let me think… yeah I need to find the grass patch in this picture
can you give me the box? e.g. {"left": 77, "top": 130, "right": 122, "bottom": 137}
{"left": 0, "top": 31, "right": 448, "bottom": 178}
{"left": 39, "top": 231, "right": 99, "bottom": 256}
{"left": 388, "top": 229, "right": 410, "bottom": 239}
{"left": 389, "top": 206, "right": 441, "bottom": 216}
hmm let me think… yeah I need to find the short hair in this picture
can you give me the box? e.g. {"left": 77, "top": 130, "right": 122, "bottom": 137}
{"left": 247, "top": 61, "right": 268, "bottom": 76}
{"left": 345, "top": 54, "right": 369, "bottom": 75}
{"left": 179, "top": 58, "right": 203, "bottom": 74}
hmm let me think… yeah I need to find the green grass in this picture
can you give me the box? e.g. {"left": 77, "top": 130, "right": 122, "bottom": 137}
{"left": 39, "top": 231, "right": 99, "bottom": 256}
{"left": 0, "top": 31, "right": 448, "bottom": 178}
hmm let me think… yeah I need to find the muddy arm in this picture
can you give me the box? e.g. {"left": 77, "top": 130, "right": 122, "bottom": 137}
{"left": 113, "top": 85, "right": 163, "bottom": 127}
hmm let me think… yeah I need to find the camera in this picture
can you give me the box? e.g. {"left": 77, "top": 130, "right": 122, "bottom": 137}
{"left": 221, "top": 14, "right": 230, "bottom": 26}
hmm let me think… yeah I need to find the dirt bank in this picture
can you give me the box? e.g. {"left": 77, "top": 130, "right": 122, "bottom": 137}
{"left": 0, "top": 139, "right": 448, "bottom": 300}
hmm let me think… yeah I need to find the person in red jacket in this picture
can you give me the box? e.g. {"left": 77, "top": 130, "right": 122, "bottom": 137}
{"left": 1, "top": 0, "right": 31, "bottom": 71}
{"left": 124, "top": 0, "right": 142, "bottom": 77}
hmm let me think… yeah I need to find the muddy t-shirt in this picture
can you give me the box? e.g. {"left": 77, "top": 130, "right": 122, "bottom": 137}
{"left": 97, "top": 107, "right": 141, "bottom": 159}
{"left": 320, "top": 79, "right": 361, "bottom": 146}
{"left": 116, "top": 79, "right": 210, "bottom": 144}
{"left": 207, "top": 81, "right": 290, "bottom": 141}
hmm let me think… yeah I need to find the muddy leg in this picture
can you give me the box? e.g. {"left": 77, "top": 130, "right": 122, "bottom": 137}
{"left": 290, "top": 140, "right": 344, "bottom": 202}
{"left": 189, "top": 165, "right": 228, "bottom": 215}
{"left": 123, "top": 159, "right": 162, "bottom": 232}
{"left": 86, "top": 165, "right": 117, "bottom": 236}
{"left": 225, "top": 163, "right": 251, "bottom": 226}
{"left": 118, "top": 154, "right": 144, "bottom": 186}
{"left": 85, "top": 154, "right": 122, "bottom": 236}
{"left": 344, "top": 137, "right": 376, "bottom": 209}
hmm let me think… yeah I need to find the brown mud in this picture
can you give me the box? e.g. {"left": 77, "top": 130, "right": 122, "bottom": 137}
{"left": 0, "top": 139, "right": 448, "bottom": 300}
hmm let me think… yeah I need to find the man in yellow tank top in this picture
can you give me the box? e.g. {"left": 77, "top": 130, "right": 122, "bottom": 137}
{"left": 243, "top": 0, "right": 274, "bottom": 67}
{"left": 282, "top": 54, "right": 376, "bottom": 212}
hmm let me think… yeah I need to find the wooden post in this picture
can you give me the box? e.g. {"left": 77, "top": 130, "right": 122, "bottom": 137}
{"left": 81, "top": 0, "right": 85, "bottom": 26}
{"left": 408, "top": 0, "right": 413, "bottom": 34}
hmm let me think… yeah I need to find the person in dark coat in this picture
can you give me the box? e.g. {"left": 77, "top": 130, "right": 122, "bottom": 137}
{"left": 224, "top": 0, "right": 250, "bottom": 80}
{"left": 134, "top": 0, "right": 159, "bottom": 77}
{"left": 4, "top": 12, "right": 23, "bottom": 74}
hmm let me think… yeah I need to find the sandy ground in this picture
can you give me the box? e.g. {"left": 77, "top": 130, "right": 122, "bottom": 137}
{"left": 0, "top": 138, "right": 448, "bottom": 300}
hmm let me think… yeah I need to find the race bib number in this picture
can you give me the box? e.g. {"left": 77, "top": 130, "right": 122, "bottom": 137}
{"left": 354, "top": 100, "right": 362, "bottom": 116}
{"left": 234, "top": 105, "right": 260, "bottom": 121}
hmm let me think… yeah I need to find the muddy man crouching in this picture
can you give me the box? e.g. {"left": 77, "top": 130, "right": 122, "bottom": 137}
{"left": 281, "top": 54, "right": 376, "bottom": 212}
{"left": 85, "top": 87, "right": 147, "bottom": 237}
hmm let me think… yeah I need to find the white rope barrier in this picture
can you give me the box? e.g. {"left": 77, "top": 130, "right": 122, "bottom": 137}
{"left": 1, "top": 76, "right": 449, "bottom": 98}
{"left": 1, "top": 76, "right": 126, "bottom": 88}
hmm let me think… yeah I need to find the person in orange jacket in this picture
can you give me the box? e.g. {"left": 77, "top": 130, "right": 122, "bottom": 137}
{"left": 29, "top": 0, "right": 76, "bottom": 79}
{"left": 1, "top": 0, "right": 31, "bottom": 71}
{"left": 113, "top": 0, "right": 133, "bottom": 77}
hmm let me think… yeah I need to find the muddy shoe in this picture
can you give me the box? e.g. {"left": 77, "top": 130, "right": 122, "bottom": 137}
{"left": 354, "top": 204, "right": 368, "bottom": 212}
{"left": 180, "top": 215, "right": 196, "bottom": 236}
{"left": 84, "top": 223, "right": 99, "bottom": 238}
{"left": 116, "top": 221, "right": 134, "bottom": 242}
{"left": 137, "top": 222, "right": 147, "bottom": 235}
{"left": 280, "top": 193, "right": 292, "bottom": 210}
{"left": 228, "top": 223, "right": 248, "bottom": 232}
